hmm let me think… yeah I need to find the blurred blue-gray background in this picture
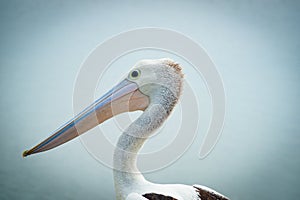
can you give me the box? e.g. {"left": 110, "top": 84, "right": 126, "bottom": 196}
{"left": 0, "top": 1, "right": 299, "bottom": 199}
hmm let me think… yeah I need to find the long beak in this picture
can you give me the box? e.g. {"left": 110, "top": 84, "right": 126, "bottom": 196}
{"left": 23, "top": 79, "right": 149, "bottom": 157}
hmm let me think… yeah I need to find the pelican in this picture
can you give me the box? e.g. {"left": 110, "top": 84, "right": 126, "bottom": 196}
{"left": 23, "top": 58, "right": 229, "bottom": 200}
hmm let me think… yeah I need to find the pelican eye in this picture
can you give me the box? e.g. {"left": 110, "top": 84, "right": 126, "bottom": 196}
{"left": 129, "top": 69, "right": 141, "bottom": 79}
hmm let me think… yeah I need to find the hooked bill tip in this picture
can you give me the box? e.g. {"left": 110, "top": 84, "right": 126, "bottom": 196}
{"left": 22, "top": 150, "right": 29, "bottom": 158}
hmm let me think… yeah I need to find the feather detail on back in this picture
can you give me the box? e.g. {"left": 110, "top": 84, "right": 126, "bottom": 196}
{"left": 142, "top": 193, "right": 178, "bottom": 200}
{"left": 193, "top": 185, "right": 230, "bottom": 200}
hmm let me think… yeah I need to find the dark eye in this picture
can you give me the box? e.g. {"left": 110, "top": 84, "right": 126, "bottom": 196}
{"left": 129, "top": 69, "right": 140, "bottom": 79}
{"left": 131, "top": 70, "right": 139, "bottom": 77}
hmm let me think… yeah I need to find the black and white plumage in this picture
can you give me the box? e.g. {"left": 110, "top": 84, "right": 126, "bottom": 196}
{"left": 23, "top": 59, "right": 229, "bottom": 200}
{"left": 142, "top": 185, "right": 228, "bottom": 200}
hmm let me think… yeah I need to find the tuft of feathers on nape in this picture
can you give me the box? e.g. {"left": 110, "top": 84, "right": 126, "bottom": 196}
{"left": 163, "top": 59, "right": 184, "bottom": 78}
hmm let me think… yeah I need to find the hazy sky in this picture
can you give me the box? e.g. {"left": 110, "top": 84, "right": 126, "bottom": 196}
{"left": 0, "top": 1, "right": 299, "bottom": 200}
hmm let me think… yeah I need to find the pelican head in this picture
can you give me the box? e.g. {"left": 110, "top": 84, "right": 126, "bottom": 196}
{"left": 23, "top": 58, "right": 183, "bottom": 157}
{"left": 129, "top": 58, "right": 183, "bottom": 100}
